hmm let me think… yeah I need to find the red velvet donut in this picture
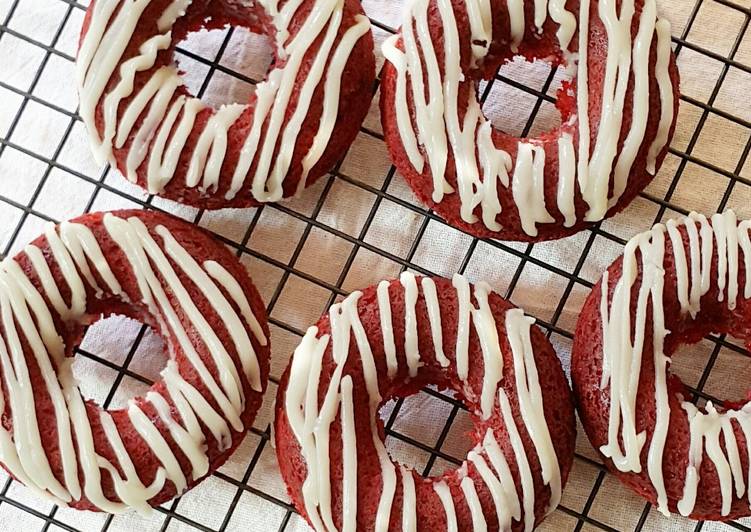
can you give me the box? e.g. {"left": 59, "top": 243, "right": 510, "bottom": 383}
{"left": 380, "top": 0, "right": 680, "bottom": 242}
{"left": 77, "top": 0, "right": 375, "bottom": 208}
{"left": 275, "top": 273, "right": 575, "bottom": 531}
{"left": 573, "top": 210, "right": 751, "bottom": 520}
{"left": 0, "top": 209, "right": 270, "bottom": 514}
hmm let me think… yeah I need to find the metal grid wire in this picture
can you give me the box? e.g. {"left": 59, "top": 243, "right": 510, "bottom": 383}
{"left": 0, "top": 0, "right": 750, "bottom": 529}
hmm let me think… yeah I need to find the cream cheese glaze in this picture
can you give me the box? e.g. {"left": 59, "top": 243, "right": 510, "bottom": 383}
{"left": 0, "top": 213, "right": 267, "bottom": 514}
{"left": 78, "top": 0, "right": 371, "bottom": 203}
{"left": 382, "top": 0, "right": 675, "bottom": 237}
{"left": 283, "top": 272, "right": 562, "bottom": 531}
{"left": 596, "top": 210, "right": 751, "bottom": 517}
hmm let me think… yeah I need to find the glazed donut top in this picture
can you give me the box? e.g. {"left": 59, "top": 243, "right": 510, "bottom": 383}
{"left": 596, "top": 210, "right": 751, "bottom": 518}
{"left": 77, "top": 0, "right": 371, "bottom": 203}
{"left": 382, "top": 0, "right": 676, "bottom": 238}
{"left": 0, "top": 211, "right": 267, "bottom": 514}
{"left": 285, "top": 272, "right": 566, "bottom": 531}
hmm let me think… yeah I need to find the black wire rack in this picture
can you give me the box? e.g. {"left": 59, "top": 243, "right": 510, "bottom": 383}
{"left": 0, "top": 0, "right": 750, "bottom": 530}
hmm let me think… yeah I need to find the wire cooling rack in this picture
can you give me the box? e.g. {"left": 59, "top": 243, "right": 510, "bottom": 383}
{"left": 0, "top": 0, "right": 750, "bottom": 530}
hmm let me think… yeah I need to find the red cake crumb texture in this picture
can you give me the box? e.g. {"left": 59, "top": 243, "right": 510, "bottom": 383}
{"left": 573, "top": 211, "right": 751, "bottom": 520}
{"left": 380, "top": 0, "right": 680, "bottom": 242}
{"left": 78, "top": 0, "right": 375, "bottom": 209}
{"left": 275, "top": 274, "right": 576, "bottom": 531}
{"left": 0, "top": 209, "right": 270, "bottom": 512}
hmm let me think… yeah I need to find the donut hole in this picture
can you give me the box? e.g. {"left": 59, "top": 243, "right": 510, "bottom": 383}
{"left": 479, "top": 55, "right": 575, "bottom": 139}
{"left": 174, "top": 25, "right": 275, "bottom": 109}
{"left": 650, "top": 294, "right": 751, "bottom": 411}
{"left": 667, "top": 331, "right": 751, "bottom": 407}
{"left": 702, "top": 336, "right": 751, "bottom": 405}
{"left": 72, "top": 314, "right": 168, "bottom": 410}
{"left": 376, "top": 374, "right": 476, "bottom": 479}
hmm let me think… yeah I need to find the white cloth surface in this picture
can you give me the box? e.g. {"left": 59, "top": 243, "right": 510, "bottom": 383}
{"left": 0, "top": 0, "right": 749, "bottom": 530}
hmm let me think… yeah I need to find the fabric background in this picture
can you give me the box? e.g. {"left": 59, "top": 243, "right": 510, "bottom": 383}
{"left": 0, "top": 0, "right": 750, "bottom": 530}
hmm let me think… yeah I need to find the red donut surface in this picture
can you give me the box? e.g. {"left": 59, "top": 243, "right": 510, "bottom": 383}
{"left": 275, "top": 273, "right": 575, "bottom": 531}
{"left": 573, "top": 210, "right": 751, "bottom": 520}
{"left": 0, "top": 209, "right": 270, "bottom": 513}
{"left": 380, "top": 0, "right": 680, "bottom": 242}
{"left": 77, "top": 0, "right": 375, "bottom": 208}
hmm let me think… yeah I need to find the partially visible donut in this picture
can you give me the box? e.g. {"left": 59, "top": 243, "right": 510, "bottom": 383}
{"left": 380, "top": 0, "right": 680, "bottom": 241}
{"left": 0, "top": 209, "right": 270, "bottom": 514}
{"left": 573, "top": 210, "right": 751, "bottom": 520}
{"left": 275, "top": 272, "right": 576, "bottom": 531}
{"left": 77, "top": 0, "right": 375, "bottom": 208}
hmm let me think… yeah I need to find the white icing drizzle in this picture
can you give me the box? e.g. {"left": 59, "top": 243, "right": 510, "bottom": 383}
{"left": 533, "top": 0, "right": 548, "bottom": 32}
{"left": 0, "top": 214, "right": 266, "bottom": 513}
{"left": 107, "top": 217, "right": 245, "bottom": 419}
{"left": 401, "top": 466, "right": 417, "bottom": 532}
{"left": 434, "top": 480, "right": 458, "bottom": 532}
{"left": 499, "top": 388, "right": 536, "bottom": 532}
{"left": 114, "top": 66, "right": 175, "bottom": 152}
{"left": 677, "top": 401, "right": 751, "bottom": 517}
{"left": 78, "top": 0, "right": 153, "bottom": 162}
{"left": 599, "top": 210, "right": 751, "bottom": 517}
{"left": 147, "top": 97, "right": 205, "bottom": 194}
{"left": 465, "top": 0, "right": 492, "bottom": 63}
{"left": 381, "top": 35, "right": 424, "bottom": 173}
{"left": 461, "top": 476, "right": 488, "bottom": 531}
{"left": 349, "top": 289, "right": 398, "bottom": 532}
{"left": 186, "top": 103, "right": 246, "bottom": 192}
{"left": 377, "top": 280, "right": 398, "bottom": 379}
{"left": 297, "top": 14, "right": 372, "bottom": 193}
{"left": 146, "top": 390, "right": 208, "bottom": 480}
{"left": 77, "top": 0, "right": 370, "bottom": 202}
{"left": 506, "top": 309, "right": 562, "bottom": 513}
{"left": 575, "top": 0, "right": 591, "bottom": 202}
{"left": 0, "top": 264, "right": 76, "bottom": 504}
{"left": 158, "top": 0, "right": 192, "bottom": 32}
{"left": 507, "top": 0, "right": 525, "bottom": 52}
{"left": 452, "top": 273, "right": 472, "bottom": 380}
{"left": 340, "top": 375, "right": 357, "bottom": 532}
{"left": 476, "top": 121, "right": 511, "bottom": 231}
{"left": 557, "top": 133, "right": 577, "bottom": 228}
{"left": 96, "top": 408, "right": 165, "bottom": 513}
{"left": 285, "top": 273, "right": 561, "bottom": 530}
{"left": 647, "top": 19, "right": 674, "bottom": 174}
{"left": 128, "top": 400, "right": 187, "bottom": 493}
{"left": 599, "top": 226, "right": 661, "bottom": 473}
{"left": 483, "top": 428, "right": 522, "bottom": 522}
{"left": 611, "top": 0, "right": 655, "bottom": 205}
{"left": 204, "top": 260, "right": 268, "bottom": 347}
{"left": 549, "top": 0, "right": 577, "bottom": 53}
{"left": 512, "top": 142, "right": 554, "bottom": 237}
{"left": 470, "top": 282, "right": 504, "bottom": 420}
{"left": 102, "top": 32, "right": 173, "bottom": 165}
{"left": 162, "top": 360, "right": 232, "bottom": 449}
{"left": 421, "top": 277, "right": 450, "bottom": 367}
{"left": 58, "top": 221, "right": 122, "bottom": 298}
{"left": 382, "top": 0, "right": 675, "bottom": 236}
{"left": 159, "top": 229, "right": 263, "bottom": 393}
{"left": 400, "top": 272, "right": 421, "bottom": 377}
{"left": 284, "top": 327, "right": 329, "bottom": 531}
{"left": 403, "top": 0, "right": 450, "bottom": 201}
{"left": 124, "top": 68, "right": 182, "bottom": 182}
{"left": 467, "top": 447, "right": 511, "bottom": 529}
{"left": 582, "top": 0, "right": 636, "bottom": 220}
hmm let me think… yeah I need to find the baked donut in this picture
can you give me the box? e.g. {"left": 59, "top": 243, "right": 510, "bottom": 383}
{"left": 275, "top": 272, "right": 576, "bottom": 530}
{"left": 380, "top": 0, "right": 679, "bottom": 241}
{"left": 77, "top": 0, "right": 375, "bottom": 208}
{"left": 0, "top": 209, "right": 270, "bottom": 514}
{"left": 573, "top": 210, "right": 751, "bottom": 520}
